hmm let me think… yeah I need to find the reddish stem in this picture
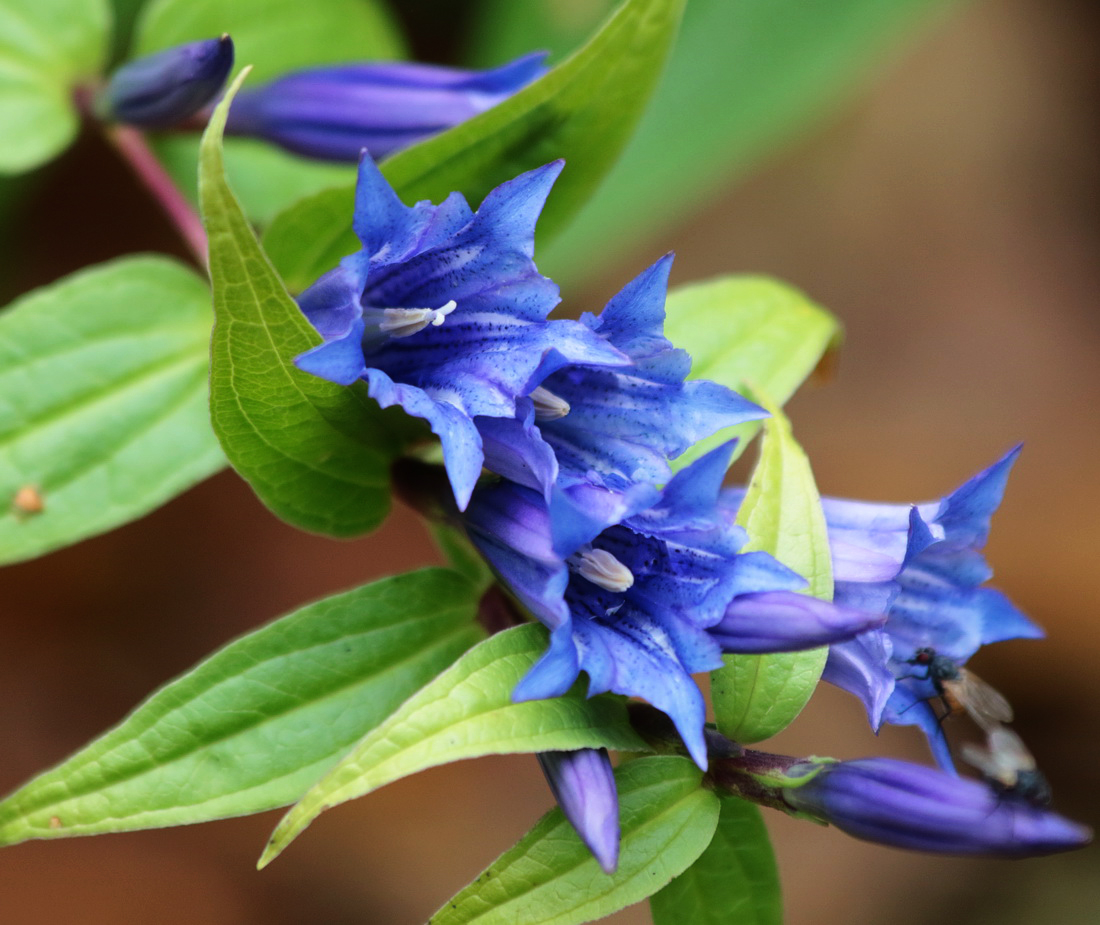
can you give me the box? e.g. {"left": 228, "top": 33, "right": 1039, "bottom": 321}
{"left": 105, "top": 123, "right": 208, "bottom": 268}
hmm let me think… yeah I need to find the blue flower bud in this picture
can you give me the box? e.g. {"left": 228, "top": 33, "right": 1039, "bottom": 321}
{"left": 782, "top": 758, "right": 1091, "bottom": 856}
{"left": 223, "top": 52, "right": 547, "bottom": 161}
{"left": 537, "top": 749, "right": 620, "bottom": 873}
{"left": 709, "top": 590, "right": 884, "bottom": 653}
{"left": 102, "top": 36, "right": 234, "bottom": 129}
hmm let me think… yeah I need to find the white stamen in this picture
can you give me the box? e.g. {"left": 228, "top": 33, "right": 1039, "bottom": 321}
{"left": 530, "top": 386, "right": 571, "bottom": 421}
{"left": 568, "top": 547, "right": 634, "bottom": 593}
{"left": 370, "top": 300, "right": 458, "bottom": 339}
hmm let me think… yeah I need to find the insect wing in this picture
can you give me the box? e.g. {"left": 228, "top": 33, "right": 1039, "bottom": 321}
{"left": 987, "top": 726, "right": 1037, "bottom": 773}
{"left": 960, "top": 739, "right": 1016, "bottom": 788}
{"left": 948, "top": 671, "right": 1014, "bottom": 730}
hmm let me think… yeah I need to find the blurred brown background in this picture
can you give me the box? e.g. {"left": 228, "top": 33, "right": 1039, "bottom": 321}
{"left": 1, "top": 0, "right": 1098, "bottom": 921}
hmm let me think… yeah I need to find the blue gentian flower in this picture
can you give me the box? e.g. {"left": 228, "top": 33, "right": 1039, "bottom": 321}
{"left": 463, "top": 443, "right": 874, "bottom": 768}
{"left": 225, "top": 53, "right": 547, "bottom": 161}
{"left": 782, "top": 758, "right": 1091, "bottom": 856}
{"left": 482, "top": 255, "right": 766, "bottom": 493}
{"left": 295, "top": 155, "right": 626, "bottom": 508}
{"left": 102, "top": 36, "right": 235, "bottom": 128}
{"left": 537, "top": 748, "right": 620, "bottom": 873}
{"left": 801, "top": 448, "right": 1044, "bottom": 769}
{"left": 476, "top": 255, "right": 766, "bottom": 551}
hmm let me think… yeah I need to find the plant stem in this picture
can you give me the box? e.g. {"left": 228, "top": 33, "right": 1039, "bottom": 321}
{"left": 105, "top": 124, "right": 208, "bottom": 268}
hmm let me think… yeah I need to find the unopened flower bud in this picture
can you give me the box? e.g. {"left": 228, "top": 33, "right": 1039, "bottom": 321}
{"left": 782, "top": 757, "right": 1091, "bottom": 856}
{"left": 101, "top": 36, "right": 234, "bottom": 129}
{"left": 537, "top": 749, "right": 620, "bottom": 873}
{"left": 224, "top": 52, "right": 547, "bottom": 161}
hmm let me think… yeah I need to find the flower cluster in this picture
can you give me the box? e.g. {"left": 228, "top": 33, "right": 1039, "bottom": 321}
{"left": 291, "top": 158, "right": 913, "bottom": 864}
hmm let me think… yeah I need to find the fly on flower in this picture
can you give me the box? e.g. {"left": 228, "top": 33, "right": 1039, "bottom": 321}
{"left": 961, "top": 726, "right": 1052, "bottom": 807}
{"left": 907, "top": 646, "right": 1013, "bottom": 731}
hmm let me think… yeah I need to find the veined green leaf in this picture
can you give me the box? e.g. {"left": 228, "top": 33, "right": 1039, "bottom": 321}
{"left": 260, "top": 623, "right": 647, "bottom": 868}
{"left": 134, "top": 0, "right": 405, "bottom": 221}
{"left": 263, "top": 0, "right": 687, "bottom": 293}
{"left": 0, "top": 0, "right": 110, "bottom": 173}
{"left": 200, "top": 71, "right": 405, "bottom": 537}
{"left": 664, "top": 275, "right": 841, "bottom": 470}
{"left": 0, "top": 569, "right": 484, "bottom": 846}
{"left": 711, "top": 397, "right": 833, "bottom": 743}
{"left": 0, "top": 256, "right": 223, "bottom": 564}
{"left": 650, "top": 795, "right": 781, "bottom": 925}
{"left": 428, "top": 756, "right": 720, "bottom": 925}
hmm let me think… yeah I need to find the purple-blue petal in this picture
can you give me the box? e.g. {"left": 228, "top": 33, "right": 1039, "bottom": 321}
{"left": 822, "top": 630, "right": 895, "bottom": 728}
{"left": 710, "top": 591, "right": 884, "bottom": 653}
{"left": 537, "top": 749, "right": 620, "bottom": 874}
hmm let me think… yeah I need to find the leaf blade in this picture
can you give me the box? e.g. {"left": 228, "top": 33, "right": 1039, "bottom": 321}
{"left": 711, "top": 397, "right": 833, "bottom": 743}
{"left": 261, "top": 623, "right": 647, "bottom": 867}
{"left": 428, "top": 756, "right": 720, "bottom": 925}
{"left": 0, "top": 0, "right": 110, "bottom": 173}
{"left": 663, "top": 275, "right": 841, "bottom": 470}
{"left": 650, "top": 795, "right": 781, "bottom": 925}
{"left": 200, "top": 70, "right": 403, "bottom": 536}
{"left": 0, "top": 256, "right": 224, "bottom": 564}
{"left": 0, "top": 568, "right": 483, "bottom": 845}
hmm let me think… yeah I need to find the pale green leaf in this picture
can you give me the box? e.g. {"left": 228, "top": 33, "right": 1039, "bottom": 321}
{"left": 650, "top": 795, "right": 781, "bottom": 925}
{"left": 664, "top": 275, "right": 841, "bottom": 470}
{"left": 429, "top": 756, "right": 720, "bottom": 925}
{"left": 0, "top": 568, "right": 483, "bottom": 846}
{"left": 0, "top": 0, "right": 110, "bottom": 173}
{"left": 0, "top": 256, "right": 223, "bottom": 564}
{"left": 263, "top": 0, "right": 686, "bottom": 293}
{"left": 260, "top": 623, "right": 647, "bottom": 867}
{"left": 200, "top": 70, "right": 405, "bottom": 537}
{"left": 711, "top": 398, "right": 833, "bottom": 743}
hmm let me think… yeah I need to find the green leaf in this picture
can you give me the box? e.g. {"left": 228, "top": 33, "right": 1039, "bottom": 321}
{"left": 529, "top": 0, "right": 956, "bottom": 284}
{"left": 0, "top": 256, "right": 223, "bottom": 565}
{"left": 262, "top": 0, "right": 687, "bottom": 294}
{"left": 711, "top": 397, "right": 833, "bottom": 744}
{"left": 664, "top": 275, "right": 841, "bottom": 471}
{"left": 0, "top": 0, "right": 110, "bottom": 173}
{"left": 0, "top": 568, "right": 484, "bottom": 846}
{"left": 260, "top": 623, "right": 647, "bottom": 867}
{"left": 133, "top": 0, "right": 405, "bottom": 222}
{"left": 650, "top": 795, "right": 781, "bottom": 925}
{"left": 428, "top": 756, "right": 720, "bottom": 925}
{"left": 200, "top": 71, "right": 404, "bottom": 537}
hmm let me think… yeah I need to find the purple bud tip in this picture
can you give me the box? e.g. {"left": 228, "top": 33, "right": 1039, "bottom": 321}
{"left": 783, "top": 758, "right": 1092, "bottom": 857}
{"left": 103, "top": 36, "right": 235, "bottom": 129}
{"left": 537, "top": 749, "right": 621, "bottom": 873}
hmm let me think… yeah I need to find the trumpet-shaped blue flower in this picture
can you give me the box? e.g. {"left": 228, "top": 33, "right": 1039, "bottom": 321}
{"left": 475, "top": 255, "right": 765, "bottom": 549}
{"left": 295, "top": 155, "right": 626, "bottom": 508}
{"left": 102, "top": 36, "right": 234, "bottom": 128}
{"left": 804, "top": 448, "right": 1043, "bottom": 769}
{"left": 463, "top": 443, "right": 875, "bottom": 767}
{"left": 225, "top": 53, "right": 547, "bottom": 161}
{"left": 782, "top": 757, "right": 1090, "bottom": 856}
